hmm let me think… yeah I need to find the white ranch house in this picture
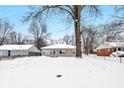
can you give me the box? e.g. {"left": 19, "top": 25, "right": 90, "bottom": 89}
{"left": 0, "top": 45, "right": 41, "bottom": 57}
{"left": 41, "top": 44, "right": 76, "bottom": 57}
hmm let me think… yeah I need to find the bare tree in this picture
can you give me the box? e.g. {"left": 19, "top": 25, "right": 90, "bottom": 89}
{"left": 49, "top": 34, "right": 75, "bottom": 45}
{"left": 81, "top": 25, "right": 98, "bottom": 55}
{"left": 0, "top": 18, "right": 13, "bottom": 45}
{"left": 23, "top": 38, "right": 34, "bottom": 44}
{"left": 56, "top": 38, "right": 64, "bottom": 44}
{"left": 62, "top": 34, "right": 75, "bottom": 45}
{"left": 115, "top": 5, "right": 124, "bottom": 22}
{"left": 7, "top": 31, "right": 28, "bottom": 44}
{"left": 23, "top": 5, "right": 101, "bottom": 58}
{"left": 98, "top": 20, "right": 124, "bottom": 42}
{"left": 28, "top": 20, "right": 50, "bottom": 49}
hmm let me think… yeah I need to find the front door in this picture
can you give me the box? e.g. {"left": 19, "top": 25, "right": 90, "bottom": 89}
{"left": 8, "top": 50, "right": 11, "bottom": 56}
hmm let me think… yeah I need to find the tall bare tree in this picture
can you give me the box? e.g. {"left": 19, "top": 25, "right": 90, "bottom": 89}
{"left": 28, "top": 20, "right": 50, "bottom": 49}
{"left": 23, "top": 5, "right": 101, "bottom": 58}
{"left": 81, "top": 25, "right": 98, "bottom": 55}
{"left": 0, "top": 18, "right": 13, "bottom": 45}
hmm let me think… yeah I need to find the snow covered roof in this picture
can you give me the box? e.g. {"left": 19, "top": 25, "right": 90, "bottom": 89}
{"left": 28, "top": 46, "right": 41, "bottom": 52}
{"left": 97, "top": 42, "right": 124, "bottom": 49}
{"left": 41, "top": 44, "right": 76, "bottom": 49}
{"left": 0, "top": 45, "right": 34, "bottom": 50}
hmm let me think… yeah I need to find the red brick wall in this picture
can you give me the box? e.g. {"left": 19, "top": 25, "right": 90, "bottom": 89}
{"left": 97, "top": 48, "right": 113, "bottom": 56}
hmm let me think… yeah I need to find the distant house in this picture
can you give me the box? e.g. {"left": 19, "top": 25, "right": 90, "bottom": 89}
{"left": 0, "top": 45, "right": 41, "bottom": 57}
{"left": 96, "top": 42, "right": 124, "bottom": 56}
{"left": 41, "top": 44, "right": 76, "bottom": 57}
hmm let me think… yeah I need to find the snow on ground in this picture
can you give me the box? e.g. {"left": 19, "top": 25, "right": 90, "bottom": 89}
{"left": 0, "top": 55, "right": 124, "bottom": 88}
{"left": 86, "top": 54, "right": 124, "bottom": 63}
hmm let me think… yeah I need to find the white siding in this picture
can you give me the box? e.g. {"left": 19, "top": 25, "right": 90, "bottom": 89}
{"left": 0, "top": 50, "right": 29, "bottom": 57}
{"left": 0, "top": 50, "right": 8, "bottom": 56}
{"left": 42, "top": 49, "right": 53, "bottom": 56}
{"left": 0, "top": 45, "right": 40, "bottom": 57}
{"left": 10, "top": 50, "right": 29, "bottom": 56}
{"left": 42, "top": 49, "right": 76, "bottom": 57}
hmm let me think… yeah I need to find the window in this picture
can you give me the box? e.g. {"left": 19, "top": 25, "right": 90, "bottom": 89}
{"left": 59, "top": 50, "right": 65, "bottom": 54}
{"left": 53, "top": 51, "right": 55, "bottom": 55}
{"left": 60, "top": 50, "right": 62, "bottom": 54}
{"left": 113, "top": 48, "right": 116, "bottom": 52}
{"left": 72, "top": 50, "right": 75, "bottom": 54}
{"left": 50, "top": 51, "right": 52, "bottom": 55}
{"left": 72, "top": 51, "right": 75, "bottom": 54}
{"left": 118, "top": 48, "right": 121, "bottom": 51}
{"left": 43, "top": 52, "right": 45, "bottom": 55}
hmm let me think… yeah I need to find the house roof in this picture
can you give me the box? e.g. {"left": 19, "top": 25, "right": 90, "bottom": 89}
{"left": 0, "top": 45, "right": 34, "bottom": 50}
{"left": 97, "top": 42, "right": 124, "bottom": 49}
{"left": 41, "top": 44, "right": 76, "bottom": 49}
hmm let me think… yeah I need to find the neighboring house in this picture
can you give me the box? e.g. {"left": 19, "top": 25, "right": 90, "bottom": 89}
{"left": 41, "top": 44, "right": 76, "bottom": 57}
{"left": 0, "top": 45, "right": 41, "bottom": 57}
{"left": 96, "top": 42, "right": 124, "bottom": 56}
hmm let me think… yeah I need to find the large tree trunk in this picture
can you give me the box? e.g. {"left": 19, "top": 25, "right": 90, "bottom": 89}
{"left": 74, "top": 5, "right": 82, "bottom": 58}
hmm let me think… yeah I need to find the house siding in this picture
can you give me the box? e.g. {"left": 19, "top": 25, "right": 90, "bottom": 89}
{"left": 42, "top": 49, "right": 76, "bottom": 57}
{"left": 0, "top": 50, "right": 29, "bottom": 57}
{"left": 97, "top": 48, "right": 114, "bottom": 56}
{"left": 0, "top": 46, "right": 40, "bottom": 57}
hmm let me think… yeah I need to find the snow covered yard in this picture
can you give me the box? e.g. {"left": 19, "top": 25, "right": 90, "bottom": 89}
{"left": 86, "top": 54, "right": 124, "bottom": 63}
{"left": 0, "top": 56, "right": 124, "bottom": 88}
